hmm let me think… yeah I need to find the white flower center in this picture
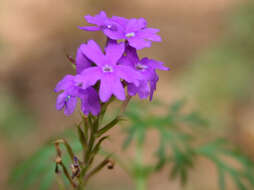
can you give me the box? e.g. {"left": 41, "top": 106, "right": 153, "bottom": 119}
{"left": 125, "top": 32, "right": 135, "bottom": 38}
{"left": 65, "top": 95, "right": 71, "bottom": 102}
{"left": 103, "top": 65, "right": 113, "bottom": 72}
{"left": 135, "top": 63, "right": 148, "bottom": 71}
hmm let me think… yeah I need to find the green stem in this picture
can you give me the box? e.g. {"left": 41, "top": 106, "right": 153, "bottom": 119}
{"left": 135, "top": 142, "right": 147, "bottom": 190}
{"left": 136, "top": 177, "right": 146, "bottom": 190}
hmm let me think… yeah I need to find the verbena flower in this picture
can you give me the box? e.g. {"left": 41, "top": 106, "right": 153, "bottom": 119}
{"left": 119, "top": 45, "right": 169, "bottom": 100}
{"left": 79, "top": 11, "right": 123, "bottom": 37}
{"left": 55, "top": 75, "right": 100, "bottom": 116}
{"left": 55, "top": 12, "right": 168, "bottom": 116}
{"left": 111, "top": 17, "right": 161, "bottom": 50}
{"left": 80, "top": 12, "right": 161, "bottom": 50}
{"left": 75, "top": 39, "right": 141, "bottom": 102}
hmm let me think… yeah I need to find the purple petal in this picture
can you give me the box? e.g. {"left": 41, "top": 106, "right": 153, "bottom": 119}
{"left": 111, "top": 76, "right": 125, "bottom": 101}
{"left": 125, "top": 45, "right": 139, "bottom": 63}
{"left": 99, "top": 74, "right": 114, "bottom": 102}
{"left": 126, "top": 18, "right": 147, "bottom": 32}
{"left": 116, "top": 65, "right": 142, "bottom": 86}
{"left": 118, "top": 56, "right": 135, "bottom": 68}
{"left": 136, "top": 28, "right": 161, "bottom": 42}
{"left": 55, "top": 75, "right": 75, "bottom": 92}
{"left": 80, "top": 87, "right": 101, "bottom": 116}
{"left": 128, "top": 37, "right": 151, "bottom": 50}
{"left": 141, "top": 58, "right": 169, "bottom": 71}
{"left": 111, "top": 16, "right": 129, "bottom": 27}
{"left": 75, "top": 67, "right": 102, "bottom": 89}
{"left": 99, "top": 75, "right": 125, "bottom": 102}
{"left": 56, "top": 93, "right": 66, "bottom": 110}
{"left": 79, "top": 26, "right": 101, "bottom": 31}
{"left": 103, "top": 29, "right": 124, "bottom": 40}
{"left": 64, "top": 97, "right": 77, "bottom": 116}
{"left": 105, "top": 40, "right": 125, "bottom": 64}
{"left": 81, "top": 40, "right": 105, "bottom": 66}
{"left": 149, "top": 72, "right": 159, "bottom": 101}
{"left": 76, "top": 44, "right": 92, "bottom": 74}
{"left": 128, "top": 81, "right": 150, "bottom": 99}
{"left": 85, "top": 11, "right": 107, "bottom": 26}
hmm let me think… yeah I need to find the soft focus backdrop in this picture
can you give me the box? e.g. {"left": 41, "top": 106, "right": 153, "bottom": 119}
{"left": 1, "top": 0, "right": 254, "bottom": 189}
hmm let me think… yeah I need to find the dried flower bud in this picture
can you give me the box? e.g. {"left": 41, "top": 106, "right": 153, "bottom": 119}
{"left": 107, "top": 159, "right": 115, "bottom": 169}
{"left": 55, "top": 156, "right": 62, "bottom": 164}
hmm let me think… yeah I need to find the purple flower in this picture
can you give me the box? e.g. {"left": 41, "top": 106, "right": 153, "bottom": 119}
{"left": 55, "top": 75, "right": 101, "bottom": 116}
{"left": 119, "top": 46, "right": 169, "bottom": 100}
{"left": 80, "top": 12, "right": 161, "bottom": 50}
{"left": 79, "top": 11, "right": 123, "bottom": 38}
{"left": 112, "top": 17, "right": 161, "bottom": 50}
{"left": 75, "top": 40, "right": 142, "bottom": 102}
{"left": 55, "top": 75, "right": 79, "bottom": 115}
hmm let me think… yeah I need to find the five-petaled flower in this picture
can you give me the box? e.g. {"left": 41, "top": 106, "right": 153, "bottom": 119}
{"left": 119, "top": 45, "right": 169, "bottom": 100}
{"left": 75, "top": 39, "right": 141, "bottom": 102}
{"left": 80, "top": 11, "right": 161, "bottom": 50}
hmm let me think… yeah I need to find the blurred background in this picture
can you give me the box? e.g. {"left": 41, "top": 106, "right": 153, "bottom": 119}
{"left": 1, "top": 0, "right": 254, "bottom": 189}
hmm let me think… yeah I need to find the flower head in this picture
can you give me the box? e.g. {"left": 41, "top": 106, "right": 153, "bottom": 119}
{"left": 112, "top": 17, "right": 161, "bottom": 50}
{"left": 119, "top": 46, "right": 169, "bottom": 100}
{"left": 55, "top": 12, "right": 168, "bottom": 116}
{"left": 54, "top": 75, "right": 100, "bottom": 116}
{"left": 75, "top": 39, "right": 142, "bottom": 102}
{"left": 80, "top": 12, "right": 161, "bottom": 50}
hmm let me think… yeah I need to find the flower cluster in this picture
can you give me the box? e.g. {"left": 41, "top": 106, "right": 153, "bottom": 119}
{"left": 55, "top": 11, "right": 169, "bottom": 116}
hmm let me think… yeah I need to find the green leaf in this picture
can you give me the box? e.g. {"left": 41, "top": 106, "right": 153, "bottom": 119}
{"left": 76, "top": 123, "right": 87, "bottom": 150}
{"left": 89, "top": 136, "right": 109, "bottom": 165}
{"left": 97, "top": 116, "right": 123, "bottom": 137}
{"left": 9, "top": 130, "right": 82, "bottom": 190}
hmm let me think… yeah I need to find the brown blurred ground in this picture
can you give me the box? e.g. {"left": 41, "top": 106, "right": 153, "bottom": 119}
{"left": 0, "top": 0, "right": 248, "bottom": 189}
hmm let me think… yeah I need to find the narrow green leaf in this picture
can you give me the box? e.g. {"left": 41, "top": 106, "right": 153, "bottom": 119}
{"left": 89, "top": 136, "right": 109, "bottom": 165}
{"left": 97, "top": 116, "right": 123, "bottom": 137}
{"left": 76, "top": 123, "right": 87, "bottom": 150}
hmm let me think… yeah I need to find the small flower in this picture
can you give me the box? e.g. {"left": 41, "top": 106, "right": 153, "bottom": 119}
{"left": 79, "top": 11, "right": 123, "bottom": 39}
{"left": 75, "top": 39, "right": 142, "bottom": 102}
{"left": 55, "top": 75, "right": 79, "bottom": 115}
{"left": 80, "top": 12, "right": 161, "bottom": 50}
{"left": 54, "top": 75, "right": 100, "bottom": 116}
{"left": 119, "top": 46, "right": 169, "bottom": 100}
{"left": 112, "top": 17, "right": 161, "bottom": 50}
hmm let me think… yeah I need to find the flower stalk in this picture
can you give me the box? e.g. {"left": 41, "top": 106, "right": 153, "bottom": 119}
{"left": 53, "top": 11, "right": 168, "bottom": 189}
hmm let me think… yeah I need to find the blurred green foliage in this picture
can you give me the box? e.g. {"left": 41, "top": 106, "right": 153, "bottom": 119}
{"left": 9, "top": 130, "right": 81, "bottom": 190}
{"left": 0, "top": 91, "right": 35, "bottom": 139}
{"left": 9, "top": 100, "right": 254, "bottom": 190}
{"left": 123, "top": 100, "right": 254, "bottom": 190}
{"left": 178, "top": 1, "right": 254, "bottom": 127}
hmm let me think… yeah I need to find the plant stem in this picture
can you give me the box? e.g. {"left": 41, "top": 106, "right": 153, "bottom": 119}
{"left": 136, "top": 177, "right": 146, "bottom": 190}
{"left": 135, "top": 141, "right": 147, "bottom": 190}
